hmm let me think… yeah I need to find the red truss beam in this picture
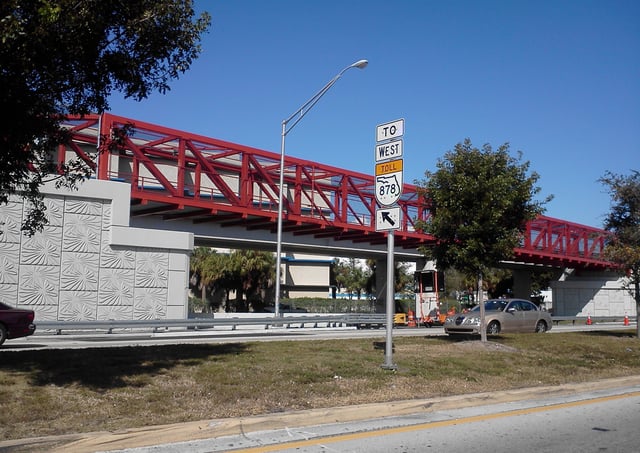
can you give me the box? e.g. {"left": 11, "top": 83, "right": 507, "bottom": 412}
{"left": 60, "top": 113, "right": 612, "bottom": 268}
{"left": 515, "top": 215, "right": 612, "bottom": 268}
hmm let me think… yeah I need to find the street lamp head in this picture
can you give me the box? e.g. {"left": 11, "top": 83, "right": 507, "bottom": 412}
{"left": 352, "top": 59, "right": 368, "bottom": 69}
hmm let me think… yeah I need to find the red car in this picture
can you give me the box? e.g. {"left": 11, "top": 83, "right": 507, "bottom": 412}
{"left": 0, "top": 302, "right": 36, "bottom": 346}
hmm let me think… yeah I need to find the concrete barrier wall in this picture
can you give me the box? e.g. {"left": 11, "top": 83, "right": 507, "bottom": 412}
{"left": 0, "top": 179, "right": 193, "bottom": 321}
{"left": 551, "top": 270, "right": 636, "bottom": 317}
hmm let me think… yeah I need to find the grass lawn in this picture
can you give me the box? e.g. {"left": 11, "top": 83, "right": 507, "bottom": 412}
{"left": 1, "top": 330, "right": 639, "bottom": 441}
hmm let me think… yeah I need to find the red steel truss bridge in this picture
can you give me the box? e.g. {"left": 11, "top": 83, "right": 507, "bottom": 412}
{"left": 59, "top": 113, "right": 611, "bottom": 269}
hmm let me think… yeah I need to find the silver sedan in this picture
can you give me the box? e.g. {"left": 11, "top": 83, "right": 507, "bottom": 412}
{"left": 444, "top": 298, "right": 552, "bottom": 335}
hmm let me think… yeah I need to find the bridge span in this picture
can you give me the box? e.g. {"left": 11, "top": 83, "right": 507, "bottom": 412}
{"left": 62, "top": 113, "right": 611, "bottom": 268}
{"left": 0, "top": 113, "right": 628, "bottom": 325}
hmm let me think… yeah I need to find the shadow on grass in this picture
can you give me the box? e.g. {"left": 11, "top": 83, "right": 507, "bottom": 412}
{"left": 436, "top": 334, "right": 486, "bottom": 343}
{"left": 0, "top": 343, "right": 248, "bottom": 389}
{"left": 583, "top": 330, "right": 637, "bottom": 339}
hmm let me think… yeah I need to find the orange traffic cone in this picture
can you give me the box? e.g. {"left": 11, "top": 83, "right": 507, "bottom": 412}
{"left": 586, "top": 314, "right": 592, "bottom": 325}
{"left": 624, "top": 314, "right": 630, "bottom": 326}
{"left": 407, "top": 310, "right": 417, "bottom": 328}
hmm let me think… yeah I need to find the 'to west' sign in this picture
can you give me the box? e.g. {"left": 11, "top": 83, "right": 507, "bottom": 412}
{"left": 374, "top": 119, "right": 404, "bottom": 230}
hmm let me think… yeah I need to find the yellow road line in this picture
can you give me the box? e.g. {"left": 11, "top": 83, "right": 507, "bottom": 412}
{"left": 230, "top": 391, "right": 640, "bottom": 452}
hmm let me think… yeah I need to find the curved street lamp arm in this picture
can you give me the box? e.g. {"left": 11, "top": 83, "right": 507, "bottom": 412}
{"left": 282, "top": 59, "right": 368, "bottom": 136}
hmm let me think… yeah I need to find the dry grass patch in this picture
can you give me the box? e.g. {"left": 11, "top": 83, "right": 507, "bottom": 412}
{"left": 1, "top": 330, "right": 639, "bottom": 441}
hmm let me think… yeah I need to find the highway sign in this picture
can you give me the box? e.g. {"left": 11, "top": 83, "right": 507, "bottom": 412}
{"left": 375, "top": 139, "right": 403, "bottom": 162}
{"left": 376, "top": 206, "right": 401, "bottom": 231}
{"left": 376, "top": 119, "right": 404, "bottom": 142}
{"left": 375, "top": 159, "right": 403, "bottom": 206}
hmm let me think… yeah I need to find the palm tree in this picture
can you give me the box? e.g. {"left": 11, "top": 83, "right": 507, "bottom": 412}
{"left": 191, "top": 247, "right": 242, "bottom": 312}
{"left": 231, "top": 250, "right": 275, "bottom": 311}
{"left": 189, "top": 247, "right": 218, "bottom": 309}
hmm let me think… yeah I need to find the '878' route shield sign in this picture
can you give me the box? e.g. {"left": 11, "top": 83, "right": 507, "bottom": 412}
{"left": 375, "top": 159, "right": 403, "bottom": 206}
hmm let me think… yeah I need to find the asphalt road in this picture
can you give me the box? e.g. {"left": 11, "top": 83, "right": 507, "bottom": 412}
{"left": 7, "top": 376, "right": 638, "bottom": 453}
{"left": 1, "top": 322, "right": 635, "bottom": 351}
{"left": 155, "top": 382, "right": 640, "bottom": 453}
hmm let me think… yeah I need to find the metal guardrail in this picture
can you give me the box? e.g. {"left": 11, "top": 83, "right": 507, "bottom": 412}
{"left": 342, "top": 313, "right": 387, "bottom": 328}
{"left": 550, "top": 316, "right": 633, "bottom": 325}
{"left": 36, "top": 314, "right": 389, "bottom": 335}
{"left": 31, "top": 314, "right": 634, "bottom": 334}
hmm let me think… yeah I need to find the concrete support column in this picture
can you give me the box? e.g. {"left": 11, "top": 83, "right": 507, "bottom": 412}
{"left": 375, "top": 258, "right": 387, "bottom": 313}
{"left": 512, "top": 269, "right": 532, "bottom": 299}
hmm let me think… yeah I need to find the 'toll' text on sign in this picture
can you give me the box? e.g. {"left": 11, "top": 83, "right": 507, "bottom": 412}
{"left": 375, "top": 158, "right": 403, "bottom": 175}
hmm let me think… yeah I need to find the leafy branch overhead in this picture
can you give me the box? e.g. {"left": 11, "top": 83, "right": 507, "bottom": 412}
{"left": 0, "top": 0, "right": 211, "bottom": 235}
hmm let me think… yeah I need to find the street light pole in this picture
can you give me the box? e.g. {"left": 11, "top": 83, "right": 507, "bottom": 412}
{"left": 275, "top": 59, "right": 368, "bottom": 317}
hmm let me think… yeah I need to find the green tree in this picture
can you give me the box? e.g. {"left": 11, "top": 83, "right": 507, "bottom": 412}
{"left": 362, "top": 259, "right": 414, "bottom": 301}
{"left": 1, "top": 1, "right": 211, "bottom": 235}
{"left": 190, "top": 247, "right": 214, "bottom": 305}
{"left": 190, "top": 248, "right": 275, "bottom": 312}
{"left": 189, "top": 247, "right": 227, "bottom": 312}
{"left": 600, "top": 170, "right": 640, "bottom": 338}
{"left": 334, "top": 258, "right": 369, "bottom": 300}
{"left": 394, "top": 262, "right": 414, "bottom": 296}
{"left": 229, "top": 250, "right": 275, "bottom": 312}
{"left": 416, "top": 138, "right": 549, "bottom": 341}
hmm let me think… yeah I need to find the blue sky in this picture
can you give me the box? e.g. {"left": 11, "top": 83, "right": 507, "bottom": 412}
{"left": 107, "top": 0, "right": 639, "bottom": 229}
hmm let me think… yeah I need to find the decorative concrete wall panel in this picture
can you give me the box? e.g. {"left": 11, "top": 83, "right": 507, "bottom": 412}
{"left": 97, "top": 304, "right": 133, "bottom": 320}
{"left": 101, "top": 245, "right": 136, "bottom": 269}
{"left": 43, "top": 197, "right": 64, "bottom": 227}
{"left": 0, "top": 179, "right": 193, "bottom": 322}
{"left": 0, "top": 242, "right": 19, "bottom": 284}
{"left": 61, "top": 252, "right": 99, "bottom": 292}
{"left": 59, "top": 291, "right": 98, "bottom": 320}
{"left": 0, "top": 200, "right": 24, "bottom": 243}
{"left": 20, "top": 225, "right": 62, "bottom": 266}
{"left": 99, "top": 268, "right": 135, "bottom": 306}
{"left": 135, "top": 250, "right": 169, "bottom": 288}
{"left": 18, "top": 265, "right": 60, "bottom": 306}
{"left": 0, "top": 283, "right": 18, "bottom": 306}
{"left": 134, "top": 287, "right": 167, "bottom": 319}
{"left": 62, "top": 212, "right": 102, "bottom": 254}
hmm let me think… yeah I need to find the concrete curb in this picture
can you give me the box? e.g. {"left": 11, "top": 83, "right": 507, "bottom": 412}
{"left": 3, "top": 375, "right": 640, "bottom": 453}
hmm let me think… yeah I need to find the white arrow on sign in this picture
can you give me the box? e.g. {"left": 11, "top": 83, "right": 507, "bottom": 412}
{"left": 376, "top": 206, "right": 401, "bottom": 231}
